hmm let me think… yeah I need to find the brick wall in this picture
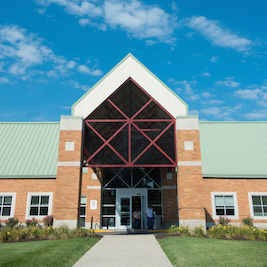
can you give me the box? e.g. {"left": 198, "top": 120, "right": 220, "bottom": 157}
{"left": 203, "top": 178, "right": 267, "bottom": 223}
{"left": 0, "top": 178, "right": 56, "bottom": 223}
{"left": 176, "top": 128, "right": 206, "bottom": 221}
{"left": 55, "top": 126, "right": 83, "bottom": 223}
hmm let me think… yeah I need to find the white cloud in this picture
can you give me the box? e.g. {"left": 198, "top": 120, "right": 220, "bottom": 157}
{"left": 170, "top": 79, "right": 197, "bottom": 95}
{"left": 189, "top": 94, "right": 200, "bottom": 101}
{"left": 210, "top": 56, "right": 218, "bottom": 62}
{"left": 77, "top": 64, "right": 91, "bottom": 74}
{"left": 202, "top": 107, "right": 221, "bottom": 116}
{"left": 202, "top": 72, "right": 211, "bottom": 77}
{"left": 0, "top": 24, "right": 102, "bottom": 80}
{"left": 189, "top": 110, "right": 199, "bottom": 116}
{"left": 216, "top": 77, "right": 240, "bottom": 87}
{"left": 244, "top": 109, "right": 267, "bottom": 120}
{"left": 0, "top": 77, "right": 9, "bottom": 83}
{"left": 186, "top": 16, "right": 253, "bottom": 52}
{"left": 257, "top": 101, "right": 267, "bottom": 108}
{"left": 201, "top": 99, "right": 223, "bottom": 105}
{"left": 91, "top": 69, "right": 103, "bottom": 76}
{"left": 234, "top": 89, "right": 262, "bottom": 100}
{"left": 69, "top": 79, "right": 90, "bottom": 91}
{"left": 66, "top": 60, "right": 76, "bottom": 69}
{"left": 201, "top": 92, "right": 212, "bottom": 98}
{"left": 35, "top": 0, "right": 178, "bottom": 44}
{"left": 78, "top": 18, "right": 90, "bottom": 27}
{"left": 201, "top": 105, "right": 241, "bottom": 119}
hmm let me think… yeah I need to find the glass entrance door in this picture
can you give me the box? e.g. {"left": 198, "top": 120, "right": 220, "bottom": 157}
{"left": 120, "top": 197, "right": 131, "bottom": 228}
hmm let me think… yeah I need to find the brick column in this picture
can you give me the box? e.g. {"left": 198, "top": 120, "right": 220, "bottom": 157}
{"left": 176, "top": 117, "right": 206, "bottom": 230}
{"left": 162, "top": 168, "right": 178, "bottom": 228}
{"left": 54, "top": 117, "right": 83, "bottom": 228}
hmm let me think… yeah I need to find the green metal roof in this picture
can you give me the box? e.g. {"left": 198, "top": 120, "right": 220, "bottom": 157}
{"left": 0, "top": 122, "right": 60, "bottom": 178}
{"left": 199, "top": 121, "right": 267, "bottom": 178}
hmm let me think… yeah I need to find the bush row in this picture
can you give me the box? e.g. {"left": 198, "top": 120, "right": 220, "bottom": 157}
{"left": 0, "top": 225, "right": 95, "bottom": 243}
{"left": 168, "top": 225, "right": 267, "bottom": 241}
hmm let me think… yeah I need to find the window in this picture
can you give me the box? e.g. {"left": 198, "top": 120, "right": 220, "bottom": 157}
{"left": 248, "top": 193, "right": 267, "bottom": 219}
{"left": 26, "top": 193, "right": 53, "bottom": 220}
{"left": 79, "top": 196, "right": 86, "bottom": 227}
{"left": 211, "top": 192, "right": 239, "bottom": 220}
{"left": 0, "top": 193, "right": 16, "bottom": 218}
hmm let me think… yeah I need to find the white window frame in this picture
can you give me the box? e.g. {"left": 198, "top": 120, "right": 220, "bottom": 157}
{"left": 0, "top": 192, "right": 16, "bottom": 219}
{"left": 248, "top": 192, "right": 267, "bottom": 220}
{"left": 211, "top": 192, "right": 239, "bottom": 220}
{"left": 79, "top": 195, "right": 87, "bottom": 228}
{"left": 25, "top": 192, "right": 53, "bottom": 220}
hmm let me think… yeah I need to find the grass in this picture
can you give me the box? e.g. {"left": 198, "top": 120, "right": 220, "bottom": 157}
{"left": 0, "top": 238, "right": 98, "bottom": 267}
{"left": 158, "top": 236, "right": 267, "bottom": 267}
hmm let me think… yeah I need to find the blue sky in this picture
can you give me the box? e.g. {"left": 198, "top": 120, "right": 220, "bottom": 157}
{"left": 0, "top": 0, "right": 266, "bottom": 122}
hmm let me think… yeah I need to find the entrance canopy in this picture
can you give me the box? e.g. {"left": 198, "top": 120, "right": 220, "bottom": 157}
{"left": 83, "top": 78, "right": 176, "bottom": 167}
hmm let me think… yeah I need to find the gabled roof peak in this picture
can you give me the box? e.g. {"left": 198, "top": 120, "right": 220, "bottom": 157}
{"left": 72, "top": 54, "right": 188, "bottom": 118}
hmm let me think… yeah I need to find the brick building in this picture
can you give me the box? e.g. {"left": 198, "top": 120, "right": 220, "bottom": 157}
{"left": 1, "top": 54, "right": 267, "bottom": 230}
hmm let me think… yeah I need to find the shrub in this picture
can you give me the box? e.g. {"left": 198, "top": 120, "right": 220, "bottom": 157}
{"left": 26, "top": 218, "right": 38, "bottom": 228}
{"left": 5, "top": 218, "right": 19, "bottom": 228}
{"left": 193, "top": 226, "right": 206, "bottom": 237}
{"left": 43, "top": 215, "right": 53, "bottom": 227}
{"left": 168, "top": 225, "right": 191, "bottom": 236}
{"left": 242, "top": 216, "right": 254, "bottom": 227}
{"left": 218, "top": 216, "right": 230, "bottom": 226}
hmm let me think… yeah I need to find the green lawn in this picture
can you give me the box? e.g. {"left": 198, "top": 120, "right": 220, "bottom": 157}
{"left": 0, "top": 238, "right": 98, "bottom": 267}
{"left": 158, "top": 236, "right": 267, "bottom": 267}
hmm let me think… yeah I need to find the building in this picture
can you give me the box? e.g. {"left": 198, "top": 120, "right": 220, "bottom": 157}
{"left": 1, "top": 54, "right": 267, "bottom": 230}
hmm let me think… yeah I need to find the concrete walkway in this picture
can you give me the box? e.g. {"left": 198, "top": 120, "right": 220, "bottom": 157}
{"left": 73, "top": 234, "right": 173, "bottom": 267}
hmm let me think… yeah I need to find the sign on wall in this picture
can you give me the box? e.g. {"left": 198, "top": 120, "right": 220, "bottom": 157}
{"left": 90, "top": 200, "right": 97, "bottom": 210}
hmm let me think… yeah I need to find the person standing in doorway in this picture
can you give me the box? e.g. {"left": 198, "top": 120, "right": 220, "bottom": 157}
{"left": 146, "top": 204, "right": 154, "bottom": 230}
{"left": 132, "top": 207, "right": 141, "bottom": 229}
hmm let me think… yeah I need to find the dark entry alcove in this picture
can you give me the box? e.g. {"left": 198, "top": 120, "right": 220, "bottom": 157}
{"left": 83, "top": 78, "right": 176, "bottom": 167}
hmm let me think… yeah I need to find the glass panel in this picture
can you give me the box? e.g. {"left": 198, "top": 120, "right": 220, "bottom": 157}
{"left": 41, "top": 196, "right": 49, "bottom": 205}
{"left": 31, "top": 196, "right": 39, "bottom": 205}
{"left": 102, "top": 217, "right": 115, "bottom": 227}
{"left": 2, "top": 207, "right": 11, "bottom": 216}
{"left": 40, "top": 207, "right": 48, "bottom": 216}
{"left": 30, "top": 207, "right": 38, "bottom": 216}
{"left": 264, "top": 207, "right": 267, "bottom": 216}
{"left": 79, "top": 217, "right": 85, "bottom": 227}
{"left": 252, "top": 196, "right": 261, "bottom": 205}
{"left": 102, "top": 207, "right": 113, "bottom": 215}
{"left": 0, "top": 196, "right": 3, "bottom": 203}
{"left": 148, "top": 190, "right": 161, "bottom": 205}
{"left": 0, "top": 207, "right": 2, "bottom": 215}
{"left": 215, "top": 196, "right": 224, "bottom": 206}
{"left": 102, "top": 190, "right": 116, "bottom": 204}
{"left": 226, "top": 208, "right": 235, "bottom": 216}
{"left": 121, "top": 206, "right": 130, "bottom": 212}
{"left": 80, "top": 207, "right": 86, "bottom": 216}
{"left": 225, "top": 196, "right": 234, "bottom": 206}
{"left": 216, "top": 208, "right": 224, "bottom": 215}
{"left": 152, "top": 206, "right": 162, "bottom": 215}
{"left": 102, "top": 207, "right": 115, "bottom": 215}
{"left": 253, "top": 207, "right": 262, "bottom": 216}
{"left": 81, "top": 196, "right": 87, "bottom": 205}
{"left": 3, "top": 196, "right": 12, "bottom": 205}
{"left": 121, "top": 214, "right": 130, "bottom": 226}
{"left": 121, "top": 198, "right": 130, "bottom": 206}
{"left": 262, "top": 196, "right": 267, "bottom": 205}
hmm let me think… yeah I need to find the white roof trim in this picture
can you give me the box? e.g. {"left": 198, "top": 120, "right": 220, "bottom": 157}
{"left": 72, "top": 54, "right": 187, "bottom": 118}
